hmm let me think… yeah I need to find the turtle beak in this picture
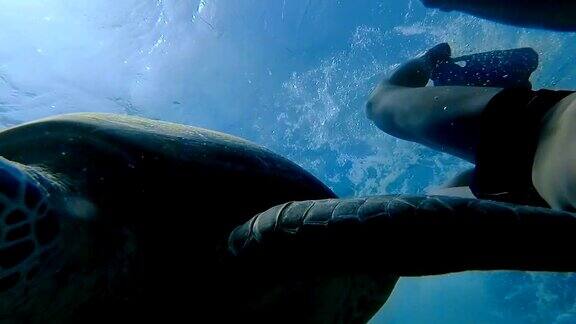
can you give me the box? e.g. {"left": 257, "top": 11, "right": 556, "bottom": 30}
{"left": 229, "top": 195, "right": 576, "bottom": 275}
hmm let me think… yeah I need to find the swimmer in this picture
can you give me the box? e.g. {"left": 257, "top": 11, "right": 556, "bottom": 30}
{"left": 420, "top": 0, "right": 576, "bottom": 31}
{"left": 366, "top": 43, "right": 576, "bottom": 210}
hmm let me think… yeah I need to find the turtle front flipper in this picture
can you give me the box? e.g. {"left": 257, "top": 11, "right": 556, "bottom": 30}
{"left": 228, "top": 196, "right": 576, "bottom": 323}
{"left": 230, "top": 195, "right": 576, "bottom": 275}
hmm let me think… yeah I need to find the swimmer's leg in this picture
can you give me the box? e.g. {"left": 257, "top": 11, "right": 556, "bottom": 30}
{"left": 533, "top": 92, "right": 576, "bottom": 210}
{"left": 427, "top": 168, "right": 476, "bottom": 198}
{"left": 443, "top": 168, "right": 475, "bottom": 188}
{"left": 388, "top": 43, "right": 452, "bottom": 87}
{"left": 367, "top": 45, "right": 502, "bottom": 162}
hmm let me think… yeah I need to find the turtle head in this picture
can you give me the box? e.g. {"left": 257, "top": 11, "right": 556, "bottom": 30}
{"left": 0, "top": 157, "right": 65, "bottom": 319}
{"left": 0, "top": 157, "right": 123, "bottom": 322}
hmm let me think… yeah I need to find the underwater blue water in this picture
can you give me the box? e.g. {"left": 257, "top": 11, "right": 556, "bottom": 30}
{"left": 1, "top": 0, "right": 576, "bottom": 322}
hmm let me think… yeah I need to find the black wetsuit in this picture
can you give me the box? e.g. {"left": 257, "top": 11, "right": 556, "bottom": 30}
{"left": 471, "top": 88, "right": 574, "bottom": 207}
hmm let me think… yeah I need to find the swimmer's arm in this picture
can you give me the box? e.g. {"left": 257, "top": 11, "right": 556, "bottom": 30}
{"left": 421, "top": 0, "right": 576, "bottom": 31}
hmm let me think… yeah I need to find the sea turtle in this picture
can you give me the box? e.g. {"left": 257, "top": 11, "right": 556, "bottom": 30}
{"left": 0, "top": 112, "right": 573, "bottom": 323}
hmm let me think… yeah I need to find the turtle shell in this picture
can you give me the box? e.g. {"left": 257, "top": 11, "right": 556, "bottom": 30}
{"left": 0, "top": 113, "right": 396, "bottom": 323}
